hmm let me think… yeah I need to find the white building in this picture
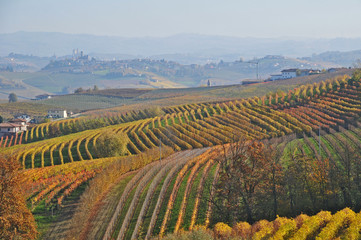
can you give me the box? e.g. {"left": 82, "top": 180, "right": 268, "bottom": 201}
{"left": 48, "top": 109, "right": 68, "bottom": 118}
{"left": 269, "top": 68, "right": 321, "bottom": 81}
{"left": 0, "top": 118, "right": 29, "bottom": 136}
{"left": 281, "top": 69, "right": 298, "bottom": 79}
{"left": 9, "top": 119, "right": 28, "bottom": 131}
{"left": 0, "top": 123, "right": 22, "bottom": 136}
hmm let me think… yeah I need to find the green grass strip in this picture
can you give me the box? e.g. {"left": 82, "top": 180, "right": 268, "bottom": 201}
{"left": 152, "top": 175, "right": 177, "bottom": 236}
{"left": 111, "top": 185, "right": 138, "bottom": 239}
{"left": 140, "top": 174, "right": 168, "bottom": 239}
{"left": 166, "top": 170, "right": 192, "bottom": 234}
{"left": 182, "top": 164, "right": 206, "bottom": 230}
{"left": 195, "top": 164, "right": 217, "bottom": 226}
{"left": 124, "top": 179, "right": 153, "bottom": 240}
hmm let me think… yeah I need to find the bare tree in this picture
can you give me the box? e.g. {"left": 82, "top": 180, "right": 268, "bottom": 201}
{"left": 212, "top": 136, "right": 273, "bottom": 224}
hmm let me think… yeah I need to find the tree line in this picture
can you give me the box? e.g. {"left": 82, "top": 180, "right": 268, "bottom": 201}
{"left": 211, "top": 135, "right": 361, "bottom": 226}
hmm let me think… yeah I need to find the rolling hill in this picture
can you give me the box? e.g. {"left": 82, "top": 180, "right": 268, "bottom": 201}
{"left": 1, "top": 70, "right": 360, "bottom": 239}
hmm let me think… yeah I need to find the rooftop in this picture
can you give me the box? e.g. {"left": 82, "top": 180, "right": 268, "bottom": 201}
{"left": 9, "top": 118, "right": 27, "bottom": 123}
{"left": 0, "top": 123, "right": 21, "bottom": 128}
{"left": 281, "top": 69, "right": 298, "bottom": 72}
{"left": 48, "top": 109, "right": 66, "bottom": 111}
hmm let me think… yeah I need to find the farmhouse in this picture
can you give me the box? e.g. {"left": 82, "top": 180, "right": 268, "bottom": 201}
{"left": 0, "top": 123, "right": 22, "bottom": 137}
{"left": 9, "top": 118, "right": 28, "bottom": 131}
{"left": 281, "top": 69, "right": 298, "bottom": 79}
{"left": 48, "top": 109, "right": 68, "bottom": 118}
{"left": 269, "top": 68, "right": 321, "bottom": 81}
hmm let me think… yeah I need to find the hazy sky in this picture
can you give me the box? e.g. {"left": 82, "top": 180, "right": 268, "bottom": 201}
{"left": 1, "top": 0, "right": 361, "bottom": 38}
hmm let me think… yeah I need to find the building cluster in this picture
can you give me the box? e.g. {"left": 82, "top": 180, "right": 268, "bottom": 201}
{"left": 0, "top": 109, "right": 68, "bottom": 137}
{"left": 268, "top": 67, "right": 348, "bottom": 81}
{"left": 41, "top": 52, "right": 207, "bottom": 80}
{"left": 72, "top": 49, "right": 89, "bottom": 60}
{"left": 42, "top": 50, "right": 96, "bottom": 73}
{"left": 0, "top": 118, "right": 29, "bottom": 137}
{"left": 269, "top": 68, "right": 321, "bottom": 81}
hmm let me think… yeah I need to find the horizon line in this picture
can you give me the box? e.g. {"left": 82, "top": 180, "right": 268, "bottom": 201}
{"left": 1, "top": 31, "right": 361, "bottom": 40}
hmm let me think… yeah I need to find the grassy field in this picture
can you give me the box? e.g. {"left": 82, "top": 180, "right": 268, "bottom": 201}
{"left": 82, "top": 88, "right": 153, "bottom": 98}
{"left": 23, "top": 73, "right": 100, "bottom": 93}
{"left": 0, "top": 71, "right": 184, "bottom": 100}
{"left": 38, "top": 94, "right": 131, "bottom": 111}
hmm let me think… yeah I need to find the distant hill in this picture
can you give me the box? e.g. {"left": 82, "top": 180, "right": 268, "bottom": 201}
{"left": 1, "top": 32, "right": 361, "bottom": 64}
{"left": 0, "top": 54, "right": 354, "bottom": 100}
{"left": 302, "top": 50, "right": 361, "bottom": 67}
{"left": 0, "top": 53, "right": 53, "bottom": 72}
{"left": 37, "top": 54, "right": 341, "bottom": 87}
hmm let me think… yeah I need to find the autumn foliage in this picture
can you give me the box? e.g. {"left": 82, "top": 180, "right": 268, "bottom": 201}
{"left": 211, "top": 133, "right": 361, "bottom": 227}
{"left": 162, "top": 208, "right": 361, "bottom": 240}
{"left": 0, "top": 155, "right": 37, "bottom": 239}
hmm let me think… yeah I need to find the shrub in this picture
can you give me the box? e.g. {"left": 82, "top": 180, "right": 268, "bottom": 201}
{"left": 214, "top": 222, "right": 232, "bottom": 239}
{"left": 94, "top": 130, "right": 129, "bottom": 158}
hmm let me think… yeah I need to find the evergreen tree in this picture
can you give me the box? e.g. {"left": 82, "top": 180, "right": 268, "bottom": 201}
{"left": 8, "top": 93, "right": 18, "bottom": 103}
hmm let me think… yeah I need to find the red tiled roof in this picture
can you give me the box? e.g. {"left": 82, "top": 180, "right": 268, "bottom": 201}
{"left": 0, "top": 123, "right": 21, "bottom": 128}
{"left": 9, "top": 118, "right": 27, "bottom": 122}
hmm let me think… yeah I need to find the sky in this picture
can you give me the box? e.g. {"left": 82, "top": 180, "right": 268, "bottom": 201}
{"left": 1, "top": 0, "right": 361, "bottom": 38}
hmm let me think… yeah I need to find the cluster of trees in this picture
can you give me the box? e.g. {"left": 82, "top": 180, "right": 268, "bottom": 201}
{"left": 74, "top": 85, "right": 99, "bottom": 94}
{"left": 0, "top": 155, "right": 37, "bottom": 239}
{"left": 212, "top": 136, "right": 361, "bottom": 226}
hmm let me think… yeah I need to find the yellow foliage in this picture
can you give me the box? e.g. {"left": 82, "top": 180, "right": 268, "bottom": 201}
{"left": 213, "top": 222, "right": 232, "bottom": 239}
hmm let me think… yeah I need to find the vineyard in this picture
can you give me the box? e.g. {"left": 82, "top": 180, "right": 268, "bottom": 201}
{"left": 1, "top": 75, "right": 360, "bottom": 172}
{"left": 60, "top": 132, "right": 361, "bottom": 240}
{"left": 23, "top": 157, "right": 117, "bottom": 210}
{"left": 284, "top": 122, "right": 361, "bottom": 163}
{"left": 2, "top": 73, "right": 361, "bottom": 239}
{"left": 162, "top": 208, "right": 361, "bottom": 240}
{"left": 1, "top": 75, "right": 356, "bottom": 145}
{"left": 71, "top": 146, "right": 223, "bottom": 240}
